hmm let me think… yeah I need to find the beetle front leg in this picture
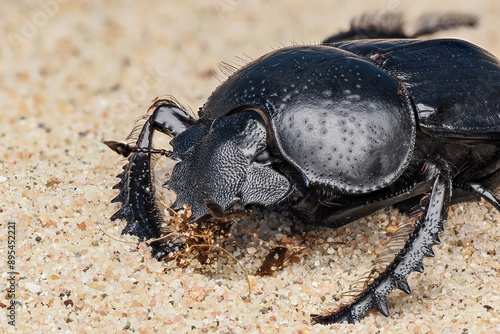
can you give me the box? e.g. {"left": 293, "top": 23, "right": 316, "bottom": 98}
{"left": 104, "top": 100, "right": 193, "bottom": 259}
{"left": 312, "top": 158, "right": 452, "bottom": 324}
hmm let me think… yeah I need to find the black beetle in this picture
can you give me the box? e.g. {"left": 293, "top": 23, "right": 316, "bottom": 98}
{"left": 105, "top": 13, "right": 500, "bottom": 324}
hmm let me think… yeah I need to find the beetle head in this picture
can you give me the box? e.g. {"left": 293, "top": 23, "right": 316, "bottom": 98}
{"left": 165, "top": 109, "right": 291, "bottom": 221}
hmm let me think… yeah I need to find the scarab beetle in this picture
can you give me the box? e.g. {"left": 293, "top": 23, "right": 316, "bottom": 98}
{"left": 105, "top": 14, "right": 500, "bottom": 324}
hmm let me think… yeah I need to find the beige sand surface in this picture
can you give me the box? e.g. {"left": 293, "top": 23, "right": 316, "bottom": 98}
{"left": 1, "top": 1, "right": 499, "bottom": 333}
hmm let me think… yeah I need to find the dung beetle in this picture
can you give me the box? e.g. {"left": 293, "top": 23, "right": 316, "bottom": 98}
{"left": 105, "top": 13, "right": 500, "bottom": 324}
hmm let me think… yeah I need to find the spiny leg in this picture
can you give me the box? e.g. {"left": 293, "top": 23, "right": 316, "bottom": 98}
{"left": 104, "top": 100, "right": 193, "bottom": 259}
{"left": 311, "top": 158, "right": 452, "bottom": 324}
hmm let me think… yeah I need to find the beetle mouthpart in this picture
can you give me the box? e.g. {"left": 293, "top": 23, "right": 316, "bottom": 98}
{"left": 204, "top": 200, "right": 253, "bottom": 222}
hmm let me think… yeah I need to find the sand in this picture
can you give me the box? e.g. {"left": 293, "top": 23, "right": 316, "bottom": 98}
{"left": 1, "top": 1, "right": 499, "bottom": 333}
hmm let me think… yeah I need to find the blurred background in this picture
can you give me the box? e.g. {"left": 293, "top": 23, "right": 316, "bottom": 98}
{"left": 2, "top": 0, "right": 499, "bottom": 124}
{"left": 1, "top": 1, "right": 499, "bottom": 333}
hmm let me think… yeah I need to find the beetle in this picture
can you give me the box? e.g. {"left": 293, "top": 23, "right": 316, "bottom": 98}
{"left": 104, "top": 13, "right": 500, "bottom": 324}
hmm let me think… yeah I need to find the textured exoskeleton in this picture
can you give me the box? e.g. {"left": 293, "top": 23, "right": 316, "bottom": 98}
{"left": 105, "top": 13, "right": 500, "bottom": 324}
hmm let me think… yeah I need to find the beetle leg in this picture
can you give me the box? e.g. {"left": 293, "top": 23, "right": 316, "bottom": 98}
{"left": 311, "top": 158, "right": 452, "bottom": 324}
{"left": 102, "top": 140, "right": 135, "bottom": 158}
{"left": 105, "top": 100, "right": 193, "bottom": 259}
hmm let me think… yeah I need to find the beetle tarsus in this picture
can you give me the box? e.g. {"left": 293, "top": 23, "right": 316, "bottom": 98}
{"left": 311, "top": 158, "right": 452, "bottom": 325}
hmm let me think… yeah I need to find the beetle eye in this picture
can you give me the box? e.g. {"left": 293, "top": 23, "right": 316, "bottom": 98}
{"left": 254, "top": 149, "right": 271, "bottom": 164}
